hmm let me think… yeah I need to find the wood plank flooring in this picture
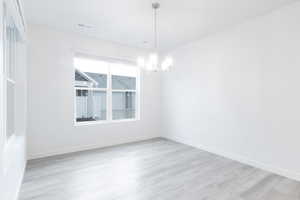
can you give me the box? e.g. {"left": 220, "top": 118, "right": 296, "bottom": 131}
{"left": 19, "top": 138, "right": 300, "bottom": 200}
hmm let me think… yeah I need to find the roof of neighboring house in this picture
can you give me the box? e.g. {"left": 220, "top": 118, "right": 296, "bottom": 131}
{"left": 75, "top": 70, "right": 89, "bottom": 82}
{"left": 75, "top": 69, "right": 99, "bottom": 87}
{"left": 85, "top": 72, "right": 107, "bottom": 88}
{"left": 75, "top": 70, "right": 135, "bottom": 89}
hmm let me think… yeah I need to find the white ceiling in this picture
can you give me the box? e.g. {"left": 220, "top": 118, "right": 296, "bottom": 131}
{"left": 24, "top": 0, "right": 298, "bottom": 51}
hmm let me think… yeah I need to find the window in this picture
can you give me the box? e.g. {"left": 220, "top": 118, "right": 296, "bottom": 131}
{"left": 3, "top": 3, "right": 20, "bottom": 140}
{"left": 74, "top": 56, "right": 139, "bottom": 124}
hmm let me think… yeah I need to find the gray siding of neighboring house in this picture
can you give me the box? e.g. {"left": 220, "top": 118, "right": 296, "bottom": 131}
{"left": 76, "top": 90, "right": 106, "bottom": 120}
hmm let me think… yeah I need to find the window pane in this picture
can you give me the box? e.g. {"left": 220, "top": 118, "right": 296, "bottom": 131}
{"left": 112, "top": 92, "right": 136, "bottom": 120}
{"left": 75, "top": 70, "right": 107, "bottom": 88}
{"left": 112, "top": 75, "right": 136, "bottom": 90}
{"left": 6, "top": 14, "right": 18, "bottom": 80}
{"left": 6, "top": 81, "right": 15, "bottom": 139}
{"left": 76, "top": 89, "right": 107, "bottom": 122}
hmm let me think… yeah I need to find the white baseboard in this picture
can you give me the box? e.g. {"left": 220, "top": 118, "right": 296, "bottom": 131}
{"left": 163, "top": 135, "right": 300, "bottom": 182}
{"left": 28, "top": 136, "right": 160, "bottom": 160}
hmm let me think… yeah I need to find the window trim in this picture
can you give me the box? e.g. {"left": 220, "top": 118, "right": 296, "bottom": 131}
{"left": 1, "top": 0, "right": 26, "bottom": 175}
{"left": 73, "top": 54, "right": 140, "bottom": 126}
{"left": 3, "top": 1, "right": 17, "bottom": 144}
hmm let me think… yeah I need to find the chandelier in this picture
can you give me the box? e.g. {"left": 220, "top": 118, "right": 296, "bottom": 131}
{"left": 137, "top": 2, "right": 173, "bottom": 72}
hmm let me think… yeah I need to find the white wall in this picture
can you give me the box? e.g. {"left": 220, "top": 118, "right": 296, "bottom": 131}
{"left": 162, "top": 2, "right": 300, "bottom": 181}
{"left": 27, "top": 24, "right": 161, "bottom": 159}
{"left": 0, "top": 0, "right": 27, "bottom": 199}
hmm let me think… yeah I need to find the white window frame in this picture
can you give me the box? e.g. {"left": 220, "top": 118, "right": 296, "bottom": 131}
{"left": 1, "top": 0, "right": 25, "bottom": 175}
{"left": 73, "top": 55, "right": 140, "bottom": 126}
{"left": 3, "top": 0, "right": 18, "bottom": 150}
{"left": 3, "top": 4, "right": 17, "bottom": 145}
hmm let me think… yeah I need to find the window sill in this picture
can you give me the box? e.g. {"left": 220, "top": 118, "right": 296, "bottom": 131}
{"left": 74, "top": 118, "right": 139, "bottom": 126}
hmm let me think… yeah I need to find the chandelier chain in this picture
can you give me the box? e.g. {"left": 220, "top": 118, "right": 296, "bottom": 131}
{"left": 153, "top": 4, "right": 158, "bottom": 50}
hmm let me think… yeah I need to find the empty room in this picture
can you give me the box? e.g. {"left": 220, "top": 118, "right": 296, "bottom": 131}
{"left": 1, "top": 0, "right": 300, "bottom": 199}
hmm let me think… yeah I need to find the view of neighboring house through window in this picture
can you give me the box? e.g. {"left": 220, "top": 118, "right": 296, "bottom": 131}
{"left": 111, "top": 63, "right": 137, "bottom": 120}
{"left": 74, "top": 56, "right": 139, "bottom": 123}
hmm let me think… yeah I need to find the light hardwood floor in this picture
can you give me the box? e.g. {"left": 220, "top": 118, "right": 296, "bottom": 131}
{"left": 19, "top": 138, "right": 300, "bottom": 200}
